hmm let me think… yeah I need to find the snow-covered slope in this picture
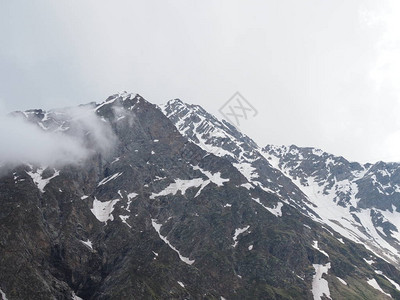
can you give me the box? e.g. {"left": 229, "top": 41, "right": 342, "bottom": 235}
{"left": 160, "top": 99, "right": 311, "bottom": 208}
{"left": 262, "top": 144, "right": 400, "bottom": 267}
{"left": 162, "top": 99, "right": 400, "bottom": 268}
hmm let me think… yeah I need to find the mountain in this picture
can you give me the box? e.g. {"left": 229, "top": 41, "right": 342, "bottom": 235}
{"left": 162, "top": 99, "right": 400, "bottom": 265}
{"left": 1, "top": 93, "right": 400, "bottom": 299}
{"left": 162, "top": 98, "right": 400, "bottom": 299}
{"left": 262, "top": 145, "right": 400, "bottom": 267}
{"left": 160, "top": 99, "right": 309, "bottom": 207}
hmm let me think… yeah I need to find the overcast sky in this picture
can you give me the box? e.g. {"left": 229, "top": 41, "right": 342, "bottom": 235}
{"left": 1, "top": 0, "right": 400, "bottom": 163}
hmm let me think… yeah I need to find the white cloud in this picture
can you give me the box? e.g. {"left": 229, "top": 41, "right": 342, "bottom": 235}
{"left": 362, "top": 1, "right": 400, "bottom": 94}
{"left": 0, "top": 103, "right": 117, "bottom": 168}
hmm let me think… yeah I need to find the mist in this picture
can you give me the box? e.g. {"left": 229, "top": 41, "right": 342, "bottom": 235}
{"left": 0, "top": 104, "right": 117, "bottom": 168}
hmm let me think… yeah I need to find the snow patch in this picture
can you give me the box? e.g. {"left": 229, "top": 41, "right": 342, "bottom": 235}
{"left": 150, "top": 178, "right": 206, "bottom": 199}
{"left": 125, "top": 192, "right": 138, "bottom": 212}
{"left": 90, "top": 198, "right": 119, "bottom": 223}
{"left": 119, "top": 215, "right": 131, "bottom": 228}
{"left": 252, "top": 198, "right": 283, "bottom": 217}
{"left": 311, "top": 263, "right": 331, "bottom": 300}
{"left": 26, "top": 168, "right": 59, "bottom": 193}
{"left": 240, "top": 183, "right": 253, "bottom": 190}
{"left": 0, "top": 288, "right": 8, "bottom": 300}
{"left": 367, "top": 278, "right": 392, "bottom": 297}
{"left": 80, "top": 239, "right": 93, "bottom": 250}
{"left": 95, "top": 97, "right": 117, "bottom": 111}
{"left": 379, "top": 207, "right": 400, "bottom": 244}
{"left": 267, "top": 202, "right": 283, "bottom": 217}
{"left": 98, "top": 172, "right": 123, "bottom": 186}
{"left": 364, "top": 258, "right": 375, "bottom": 265}
{"left": 312, "top": 241, "right": 329, "bottom": 257}
{"left": 336, "top": 277, "right": 347, "bottom": 285}
{"left": 233, "top": 162, "right": 259, "bottom": 181}
{"left": 232, "top": 226, "right": 250, "bottom": 247}
{"left": 151, "top": 219, "right": 195, "bottom": 265}
{"left": 337, "top": 238, "right": 345, "bottom": 244}
{"left": 192, "top": 165, "right": 229, "bottom": 186}
{"left": 72, "top": 291, "right": 83, "bottom": 300}
{"left": 375, "top": 270, "right": 400, "bottom": 291}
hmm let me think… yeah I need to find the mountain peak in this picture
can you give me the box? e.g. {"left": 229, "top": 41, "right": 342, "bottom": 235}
{"left": 108, "top": 91, "right": 139, "bottom": 101}
{"left": 94, "top": 92, "right": 151, "bottom": 114}
{"left": 161, "top": 98, "right": 212, "bottom": 120}
{"left": 165, "top": 98, "right": 184, "bottom": 105}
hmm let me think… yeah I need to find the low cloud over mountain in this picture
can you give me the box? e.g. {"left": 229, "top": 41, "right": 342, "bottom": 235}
{"left": 0, "top": 104, "right": 116, "bottom": 168}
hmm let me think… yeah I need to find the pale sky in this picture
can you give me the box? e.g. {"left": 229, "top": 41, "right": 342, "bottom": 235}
{"left": 1, "top": 0, "right": 400, "bottom": 163}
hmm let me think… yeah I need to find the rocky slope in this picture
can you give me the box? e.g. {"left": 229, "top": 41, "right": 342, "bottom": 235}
{"left": 0, "top": 93, "right": 400, "bottom": 299}
{"left": 162, "top": 98, "right": 400, "bottom": 299}
{"left": 162, "top": 99, "right": 400, "bottom": 268}
{"left": 262, "top": 145, "right": 400, "bottom": 267}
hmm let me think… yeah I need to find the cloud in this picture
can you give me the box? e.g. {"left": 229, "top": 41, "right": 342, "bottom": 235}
{"left": 0, "top": 103, "right": 117, "bottom": 168}
{"left": 2, "top": 1, "right": 400, "bottom": 163}
{"left": 360, "top": 1, "right": 400, "bottom": 93}
{"left": 111, "top": 104, "right": 135, "bottom": 127}
{"left": 357, "top": 0, "right": 400, "bottom": 162}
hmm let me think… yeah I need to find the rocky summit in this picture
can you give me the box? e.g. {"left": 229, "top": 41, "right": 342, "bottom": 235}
{"left": 1, "top": 92, "right": 400, "bottom": 299}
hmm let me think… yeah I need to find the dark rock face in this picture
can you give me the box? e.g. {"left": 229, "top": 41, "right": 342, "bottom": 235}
{"left": 0, "top": 93, "right": 400, "bottom": 299}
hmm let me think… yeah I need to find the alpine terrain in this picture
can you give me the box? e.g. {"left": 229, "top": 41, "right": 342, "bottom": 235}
{"left": 1, "top": 92, "right": 400, "bottom": 299}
